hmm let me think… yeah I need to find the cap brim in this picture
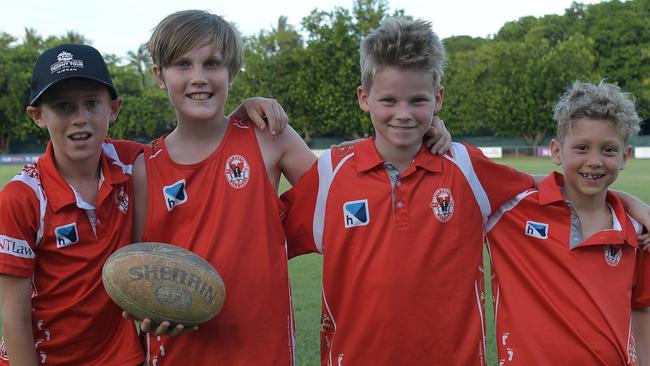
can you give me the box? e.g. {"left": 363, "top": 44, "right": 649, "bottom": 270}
{"left": 29, "top": 75, "right": 118, "bottom": 106}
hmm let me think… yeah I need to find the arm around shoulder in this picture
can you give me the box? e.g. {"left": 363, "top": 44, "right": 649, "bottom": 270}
{"left": 0, "top": 275, "right": 38, "bottom": 365}
{"left": 257, "top": 124, "right": 316, "bottom": 187}
{"left": 275, "top": 125, "right": 317, "bottom": 185}
{"left": 614, "top": 190, "right": 650, "bottom": 237}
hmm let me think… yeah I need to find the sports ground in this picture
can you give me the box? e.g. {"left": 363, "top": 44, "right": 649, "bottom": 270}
{"left": 1, "top": 157, "right": 649, "bottom": 365}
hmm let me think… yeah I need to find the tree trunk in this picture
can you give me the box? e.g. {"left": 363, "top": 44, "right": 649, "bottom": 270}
{"left": 0, "top": 133, "right": 10, "bottom": 154}
{"left": 302, "top": 129, "right": 312, "bottom": 144}
{"left": 522, "top": 131, "right": 546, "bottom": 156}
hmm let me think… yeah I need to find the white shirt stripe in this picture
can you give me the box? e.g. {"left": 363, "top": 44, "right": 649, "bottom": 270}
{"left": 313, "top": 150, "right": 354, "bottom": 253}
{"left": 102, "top": 142, "right": 133, "bottom": 175}
{"left": 13, "top": 165, "right": 47, "bottom": 247}
{"left": 444, "top": 143, "right": 492, "bottom": 224}
{"left": 485, "top": 190, "right": 536, "bottom": 233}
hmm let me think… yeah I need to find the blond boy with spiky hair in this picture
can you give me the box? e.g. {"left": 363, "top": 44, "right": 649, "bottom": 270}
{"left": 282, "top": 17, "right": 535, "bottom": 365}
{"left": 485, "top": 81, "right": 650, "bottom": 365}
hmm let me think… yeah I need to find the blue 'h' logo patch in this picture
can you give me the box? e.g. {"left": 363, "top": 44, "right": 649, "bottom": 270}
{"left": 163, "top": 179, "right": 188, "bottom": 211}
{"left": 525, "top": 221, "right": 549, "bottom": 239}
{"left": 55, "top": 223, "right": 79, "bottom": 248}
{"left": 343, "top": 199, "right": 370, "bottom": 228}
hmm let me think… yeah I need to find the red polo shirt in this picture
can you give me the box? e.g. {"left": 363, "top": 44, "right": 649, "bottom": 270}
{"left": 282, "top": 138, "right": 533, "bottom": 366}
{"left": 485, "top": 171, "right": 649, "bottom": 365}
{"left": 0, "top": 139, "right": 143, "bottom": 366}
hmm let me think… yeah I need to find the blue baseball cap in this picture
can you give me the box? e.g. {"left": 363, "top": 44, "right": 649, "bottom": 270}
{"left": 29, "top": 43, "right": 118, "bottom": 106}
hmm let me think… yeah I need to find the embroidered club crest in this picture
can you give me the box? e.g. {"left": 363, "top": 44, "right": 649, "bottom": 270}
{"left": 225, "top": 155, "right": 250, "bottom": 189}
{"left": 430, "top": 188, "right": 454, "bottom": 223}
{"left": 114, "top": 184, "right": 129, "bottom": 214}
{"left": 604, "top": 244, "right": 622, "bottom": 266}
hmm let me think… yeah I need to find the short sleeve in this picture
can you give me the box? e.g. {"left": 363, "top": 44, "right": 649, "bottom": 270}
{"left": 281, "top": 160, "right": 321, "bottom": 259}
{"left": 465, "top": 144, "right": 534, "bottom": 215}
{"left": 0, "top": 181, "right": 40, "bottom": 278}
{"left": 106, "top": 139, "right": 144, "bottom": 165}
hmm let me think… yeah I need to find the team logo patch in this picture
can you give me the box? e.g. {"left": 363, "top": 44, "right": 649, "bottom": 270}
{"left": 604, "top": 244, "right": 622, "bottom": 266}
{"left": 225, "top": 155, "right": 250, "bottom": 189}
{"left": 0, "top": 235, "right": 35, "bottom": 259}
{"left": 343, "top": 199, "right": 370, "bottom": 228}
{"left": 114, "top": 184, "right": 129, "bottom": 214}
{"left": 55, "top": 223, "right": 79, "bottom": 248}
{"left": 163, "top": 179, "right": 188, "bottom": 211}
{"left": 430, "top": 188, "right": 454, "bottom": 223}
{"left": 525, "top": 221, "right": 549, "bottom": 239}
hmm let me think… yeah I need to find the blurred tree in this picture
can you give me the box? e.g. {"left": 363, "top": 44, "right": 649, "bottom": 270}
{"left": 484, "top": 32, "right": 595, "bottom": 148}
{"left": 576, "top": 0, "right": 650, "bottom": 118}
{"left": 0, "top": 30, "right": 44, "bottom": 152}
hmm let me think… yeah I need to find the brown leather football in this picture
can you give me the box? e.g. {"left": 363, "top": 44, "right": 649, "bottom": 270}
{"left": 102, "top": 242, "right": 225, "bottom": 326}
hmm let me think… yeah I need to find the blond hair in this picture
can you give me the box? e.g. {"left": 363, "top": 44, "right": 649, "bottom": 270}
{"left": 360, "top": 17, "right": 446, "bottom": 91}
{"left": 148, "top": 10, "right": 243, "bottom": 81}
{"left": 553, "top": 80, "right": 640, "bottom": 144}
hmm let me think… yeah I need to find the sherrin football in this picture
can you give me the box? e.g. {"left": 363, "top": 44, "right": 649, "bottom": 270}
{"left": 102, "top": 242, "right": 226, "bottom": 326}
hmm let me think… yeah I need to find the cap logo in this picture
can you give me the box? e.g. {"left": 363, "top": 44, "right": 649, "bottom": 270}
{"left": 57, "top": 51, "right": 73, "bottom": 62}
{"left": 50, "top": 51, "right": 84, "bottom": 74}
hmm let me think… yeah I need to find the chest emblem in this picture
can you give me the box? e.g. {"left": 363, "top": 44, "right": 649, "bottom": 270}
{"left": 114, "top": 184, "right": 129, "bottom": 214}
{"left": 163, "top": 179, "right": 188, "bottom": 211}
{"left": 225, "top": 154, "right": 250, "bottom": 189}
{"left": 55, "top": 223, "right": 79, "bottom": 248}
{"left": 430, "top": 188, "right": 454, "bottom": 223}
{"left": 604, "top": 244, "right": 622, "bottom": 266}
{"left": 343, "top": 199, "right": 370, "bottom": 228}
{"left": 525, "top": 221, "right": 549, "bottom": 239}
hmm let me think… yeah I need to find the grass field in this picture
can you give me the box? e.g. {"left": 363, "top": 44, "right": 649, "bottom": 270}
{"left": 1, "top": 157, "right": 649, "bottom": 365}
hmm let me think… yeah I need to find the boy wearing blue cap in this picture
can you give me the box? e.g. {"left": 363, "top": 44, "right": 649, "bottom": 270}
{"left": 0, "top": 41, "right": 293, "bottom": 365}
{"left": 0, "top": 44, "right": 144, "bottom": 365}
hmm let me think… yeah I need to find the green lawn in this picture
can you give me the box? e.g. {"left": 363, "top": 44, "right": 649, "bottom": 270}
{"left": 1, "top": 158, "right": 649, "bottom": 365}
{"left": 0, "top": 165, "right": 20, "bottom": 188}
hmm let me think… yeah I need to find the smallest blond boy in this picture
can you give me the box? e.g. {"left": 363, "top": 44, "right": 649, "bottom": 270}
{"left": 485, "top": 81, "right": 650, "bottom": 365}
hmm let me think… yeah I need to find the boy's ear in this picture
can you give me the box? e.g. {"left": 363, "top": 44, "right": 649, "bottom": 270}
{"left": 109, "top": 97, "right": 123, "bottom": 125}
{"left": 550, "top": 138, "right": 562, "bottom": 166}
{"left": 357, "top": 86, "right": 370, "bottom": 113}
{"left": 621, "top": 146, "right": 632, "bottom": 170}
{"left": 434, "top": 86, "right": 444, "bottom": 113}
{"left": 26, "top": 106, "right": 47, "bottom": 129}
{"left": 152, "top": 64, "right": 167, "bottom": 90}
